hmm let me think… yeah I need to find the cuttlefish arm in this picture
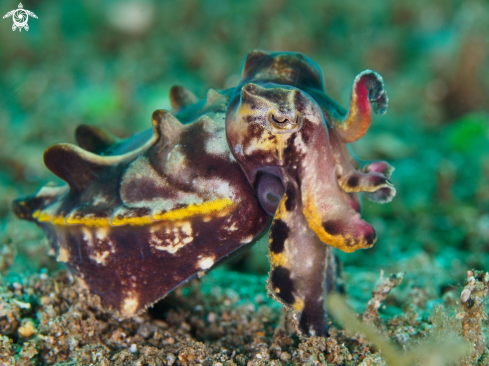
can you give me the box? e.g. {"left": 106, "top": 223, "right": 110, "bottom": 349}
{"left": 266, "top": 128, "right": 389, "bottom": 336}
{"left": 331, "top": 70, "right": 388, "bottom": 143}
{"left": 298, "top": 126, "right": 379, "bottom": 254}
{"left": 330, "top": 127, "right": 396, "bottom": 204}
{"left": 267, "top": 175, "right": 334, "bottom": 337}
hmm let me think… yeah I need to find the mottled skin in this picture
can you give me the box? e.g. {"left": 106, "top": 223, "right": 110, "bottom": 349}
{"left": 13, "top": 50, "right": 395, "bottom": 337}
{"left": 227, "top": 51, "right": 395, "bottom": 336}
{"left": 14, "top": 89, "right": 270, "bottom": 318}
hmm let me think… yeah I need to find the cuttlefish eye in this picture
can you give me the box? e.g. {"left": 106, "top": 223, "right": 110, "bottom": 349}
{"left": 271, "top": 114, "right": 289, "bottom": 124}
{"left": 268, "top": 111, "right": 302, "bottom": 132}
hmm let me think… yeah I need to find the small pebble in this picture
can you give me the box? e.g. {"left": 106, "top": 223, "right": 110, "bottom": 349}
{"left": 13, "top": 299, "right": 31, "bottom": 309}
{"left": 137, "top": 323, "right": 156, "bottom": 339}
{"left": 194, "top": 305, "right": 203, "bottom": 312}
{"left": 254, "top": 294, "right": 264, "bottom": 304}
{"left": 153, "top": 319, "right": 169, "bottom": 328}
{"left": 207, "top": 312, "right": 216, "bottom": 323}
{"left": 129, "top": 344, "right": 137, "bottom": 353}
{"left": 461, "top": 289, "right": 471, "bottom": 302}
{"left": 280, "top": 352, "right": 291, "bottom": 363}
{"left": 134, "top": 316, "right": 145, "bottom": 324}
{"left": 18, "top": 319, "right": 37, "bottom": 338}
{"left": 181, "top": 322, "right": 191, "bottom": 332}
{"left": 167, "top": 354, "right": 176, "bottom": 365}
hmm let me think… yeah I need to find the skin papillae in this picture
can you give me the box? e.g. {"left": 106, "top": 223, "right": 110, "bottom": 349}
{"left": 12, "top": 50, "right": 395, "bottom": 337}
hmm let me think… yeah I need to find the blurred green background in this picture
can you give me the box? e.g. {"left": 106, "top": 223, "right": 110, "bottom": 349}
{"left": 0, "top": 0, "right": 488, "bottom": 311}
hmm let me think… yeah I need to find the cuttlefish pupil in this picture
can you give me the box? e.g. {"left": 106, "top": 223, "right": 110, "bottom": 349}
{"left": 271, "top": 114, "right": 295, "bottom": 124}
{"left": 266, "top": 192, "right": 281, "bottom": 204}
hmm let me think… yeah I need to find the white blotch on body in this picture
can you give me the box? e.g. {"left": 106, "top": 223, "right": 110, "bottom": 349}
{"left": 90, "top": 250, "right": 110, "bottom": 265}
{"left": 204, "top": 133, "right": 229, "bottom": 157}
{"left": 57, "top": 247, "right": 69, "bottom": 262}
{"left": 122, "top": 297, "right": 139, "bottom": 317}
{"left": 198, "top": 256, "right": 215, "bottom": 270}
{"left": 240, "top": 235, "right": 254, "bottom": 244}
{"left": 245, "top": 141, "right": 259, "bottom": 156}
{"left": 149, "top": 222, "right": 194, "bottom": 254}
{"left": 82, "top": 227, "right": 93, "bottom": 247}
{"left": 234, "top": 144, "right": 243, "bottom": 155}
{"left": 95, "top": 227, "right": 110, "bottom": 241}
{"left": 225, "top": 222, "right": 238, "bottom": 232}
{"left": 92, "top": 194, "right": 108, "bottom": 205}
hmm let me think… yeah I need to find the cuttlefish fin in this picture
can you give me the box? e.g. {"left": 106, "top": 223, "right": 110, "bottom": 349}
{"left": 75, "top": 125, "right": 119, "bottom": 154}
{"left": 44, "top": 144, "right": 114, "bottom": 192}
{"left": 169, "top": 85, "right": 198, "bottom": 113}
{"left": 151, "top": 109, "right": 183, "bottom": 144}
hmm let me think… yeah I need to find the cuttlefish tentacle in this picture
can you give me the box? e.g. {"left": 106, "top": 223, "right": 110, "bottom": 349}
{"left": 331, "top": 70, "right": 388, "bottom": 143}
{"left": 329, "top": 127, "right": 396, "bottom": 203}
{"left": 267, "top": 176, "right": 332, "bottom": 337}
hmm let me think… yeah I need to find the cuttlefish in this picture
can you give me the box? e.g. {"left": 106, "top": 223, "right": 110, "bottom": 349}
{"left": 14, "top": 50, "right": 395, "bottom": 337}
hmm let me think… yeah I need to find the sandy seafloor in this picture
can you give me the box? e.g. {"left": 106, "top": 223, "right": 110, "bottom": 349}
{"left": 0, "top": 1, "right": 489, "bottom": 365}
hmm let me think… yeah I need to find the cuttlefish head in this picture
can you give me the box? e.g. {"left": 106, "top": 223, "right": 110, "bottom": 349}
{"left": 226, "top": 81, "right": 395, "bottom": 253}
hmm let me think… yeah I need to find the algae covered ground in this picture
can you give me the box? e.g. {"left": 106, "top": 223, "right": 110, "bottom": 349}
{"left": 1, "top": 1, "right": 489, "bottom": 365}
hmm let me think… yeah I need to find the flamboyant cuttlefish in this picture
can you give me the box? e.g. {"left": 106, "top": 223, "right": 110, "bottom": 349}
{"left": 13, "top": 50, "right": 395, "bottom": 337}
